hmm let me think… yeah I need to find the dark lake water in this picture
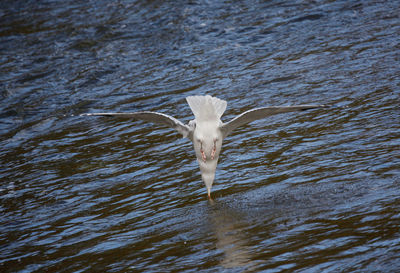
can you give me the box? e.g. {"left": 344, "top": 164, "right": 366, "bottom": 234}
{"left": 1, "top": 0, "right": 399, "bottom": 272}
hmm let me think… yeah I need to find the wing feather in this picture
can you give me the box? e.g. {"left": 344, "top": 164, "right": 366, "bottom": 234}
{"left": 81, "top": 111, "right": 192, "bottom": 138}
{"left": 220, "top": 105, "right": 326, "bottom": 138}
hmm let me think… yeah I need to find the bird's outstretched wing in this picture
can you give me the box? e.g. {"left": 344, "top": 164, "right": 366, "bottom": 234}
{"left": 81, "top": 111, "right": 192, "bottom": 138}
{"left": 220, "top": 105, "right": 326, "bottom": 138}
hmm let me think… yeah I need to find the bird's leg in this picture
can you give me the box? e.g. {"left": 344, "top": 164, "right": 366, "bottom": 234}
{"left": 211, "top": 139, "right": 217, "bottom": 160}
{"left": 200, "top": 142, "right": 207, "bottom": 162}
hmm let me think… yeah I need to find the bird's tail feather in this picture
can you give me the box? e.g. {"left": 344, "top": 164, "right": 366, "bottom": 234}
{"left": 186, "top": 95, "right": 227, "bottom": 121}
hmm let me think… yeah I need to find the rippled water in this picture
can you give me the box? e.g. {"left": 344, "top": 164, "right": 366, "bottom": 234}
{"left": 1, "top": 0, "right": 399, "bottom": 272}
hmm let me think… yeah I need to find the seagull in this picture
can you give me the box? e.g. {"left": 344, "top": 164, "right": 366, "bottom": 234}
{"left": 81, "top": 95, "right": 326, "bottom": 199}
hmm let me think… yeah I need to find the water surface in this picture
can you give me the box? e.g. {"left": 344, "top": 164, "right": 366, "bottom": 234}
{"left": 1, "top": 0, "right": 399, "bottom": 272}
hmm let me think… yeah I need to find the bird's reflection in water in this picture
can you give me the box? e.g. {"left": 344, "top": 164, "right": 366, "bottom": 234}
{"left": 207, "top": 200, "right": 257, "bottom": 270}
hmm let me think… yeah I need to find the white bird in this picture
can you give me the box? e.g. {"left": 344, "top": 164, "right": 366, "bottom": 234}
{"left": 81, "top": 95, "right": 326, "bottom": 199}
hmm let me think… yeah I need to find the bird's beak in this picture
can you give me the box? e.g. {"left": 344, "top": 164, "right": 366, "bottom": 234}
{"left": 207, "top": 187, "right": 212, "bottom": 199}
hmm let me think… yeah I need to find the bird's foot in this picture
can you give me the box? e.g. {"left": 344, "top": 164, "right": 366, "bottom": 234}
{"left": 200, "top": 149, "right": 207, "bottom": 162}
{"left": 211, "top": 140, "right": 216, "bottom": 160}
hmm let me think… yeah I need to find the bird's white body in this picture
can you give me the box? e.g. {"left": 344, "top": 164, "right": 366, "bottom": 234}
{"left": 187, "top": 96, "right": 227, "bottom": 197}
{"left": 82, "top": 95, "right": 325, "bottom": 198}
